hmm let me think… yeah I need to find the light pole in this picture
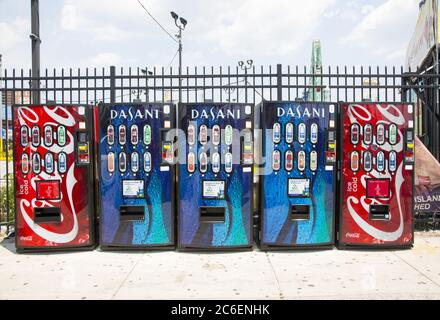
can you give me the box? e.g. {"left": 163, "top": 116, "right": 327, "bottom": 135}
{"left": 170, "top": 11, "right": 187, "bottom": 103}
{"left": 238, "top": 60, "right": 253, "bottom": 103}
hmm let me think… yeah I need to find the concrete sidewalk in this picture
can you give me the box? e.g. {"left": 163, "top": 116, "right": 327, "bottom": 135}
{"left": 0, "top": 232, "right": 439, "bottom": 300}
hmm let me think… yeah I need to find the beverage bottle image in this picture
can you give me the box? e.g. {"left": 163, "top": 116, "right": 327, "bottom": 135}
{"left": 377, "top": 124, "right": 385, "bottom": 145}
{"left": 272, "top": 150, "right": 281, "bottom": 171}
{"left": 212, "top": 152, "right": 220, "bottom": 173}
{"left": 285, "top": 123, "right": 294, "bottom": 144}
{"left": 32, "top": 126, "right": 40, "bottom": 146}
{"left": 32, "top": 153, "right": 41, "bottom": 174}
{"left": 119, "top": 152, "right": 127, "bottom": 173}
{"left": 131, "top": 125, "right": 139, "bottom": 145}
{"left": 212, "top": 125, "right": 221, "bottom": 146}
{"left": 225, "top": 153, "right": 233, "bottom": 173}
{"left": 107, "top": 125, "right": 115, "bottom": 145}
{"left": 311, "top": 123, "right": 319, "bottom": 144}
{"left": 273, "top": 123, "right": 281, "bottom": 144}
{"left": 285, "top": 150, "right": 294, "bottom": 171}
{"left": 20, "top": 126, "right": 28, "bottom": 147}
{"left": 199, "top": 152, "right": 208, "bottom": 173}
{"left": 298, "top": 151, "right": 306, "bottom": 171}
{"left": 351, "top": 124, "right": 360, "bottom": 144}
{"left": 131, "top": 152, "right": 139, "bottom": 173}
{"left": 298, "top": 123, "right": 306, "bottom": 144}
{"left": 144, "top": 152, "right": 152, "bottom": 173}
{"left": 119, "top": 125, "right": 126, "bottom": 145}
{"left": 107, "top": 152, "right": 115, "bottom": 173}
{"left": 364, "top": 151, "right": 373, "bottom": 172}
{"left": 310, "top": 150, "right": 318, "bottom": 171}
{"left": 199, "top": 125, "right": 208, "bottom": 146}
{"left": 58, "top": 152, "right": 67, "bottom": 173}
{"left": 143, "top": 125, "right": 151, "bottom": 145}
{"left": 389, "top": 124, "right": 398, "bottom": 145}
{"left": 225, "top": 125, "right": 233, "bottom": 146}
{"left": 187, "top": 152, "right": 195, "bottom": 173}
{"left": 364, "top": 124, "right": 373, "bottom": 144}
{"left": 21, "top": 153, "right": 29, "bottom": 174}
{"left": 389, "top": 151, "right": 397, "bottom": 172}
{"left": 351, "top": 151, "right": 359, "bottom": 172}
{"left": 187, "top": 125, "right": 195, "bottom": 146}
{"left": 57, "top": 125, "right": 67, "bottom": 146}
{"left": 377, "top": 151, "right": 385, "bottom": 172}
{"left": 45, "top": 153, "right": 54, "bottom": 174}
{"left": 44, "top": 126, "right": 53, "bottom": 146}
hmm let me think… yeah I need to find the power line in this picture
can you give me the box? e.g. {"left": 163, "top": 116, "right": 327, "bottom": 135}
{"left": 136, "top": 0, "right": 178, "bottom": 44}
{"left": 166, "top": 49, "right": 179, "bottom": 70}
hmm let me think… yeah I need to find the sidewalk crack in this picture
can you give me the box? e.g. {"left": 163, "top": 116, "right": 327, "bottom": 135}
{"left": 264, "top": 252, "right": 285, "bottom": 300}
{"left": 111, "top": 255, "right": 142, "bottom": 299}
{"left": 391, "top": 251, "right": 440, "bottom": 289}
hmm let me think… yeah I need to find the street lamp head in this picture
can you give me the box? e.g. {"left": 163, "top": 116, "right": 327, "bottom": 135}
{"left": 179, "top": 17, "right": 188, "bottom": 27}
{"left": 170, "top": 11, "right": 179, "bottom": 21}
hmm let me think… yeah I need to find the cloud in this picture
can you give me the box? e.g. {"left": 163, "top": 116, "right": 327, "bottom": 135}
{"left": 0, "top": 17, "right": 30, "bottom": 50}
{"left": 340, "top": 0, "right": 419, "bottom": 60}
{"left": 87, "top": 52, "right": 123, "bottom": 67}
{"left": 191, "top": 0, "right": 336, "bottom": 57}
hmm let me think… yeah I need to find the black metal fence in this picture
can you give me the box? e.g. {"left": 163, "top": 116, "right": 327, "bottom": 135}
{"left": 1, "top": 64, "right": 439, "bottom": 233}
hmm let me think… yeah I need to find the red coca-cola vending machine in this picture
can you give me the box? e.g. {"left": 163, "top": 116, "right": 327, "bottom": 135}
{"left": 13, "top": 105, "right": 96, "bottom": 252}
{"left": 338, "top": 103, "right": 415, "bottom": 249}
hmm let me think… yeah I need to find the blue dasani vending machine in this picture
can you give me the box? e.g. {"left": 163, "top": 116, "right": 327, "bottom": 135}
{"left": 178, "top": 103, "right": 254, "bottom": 250}
{"left": 99, "top": 103, "right": 176, "bottom": 250}
{"left": 258, "top": 102, "right": 337, "bottom": 249}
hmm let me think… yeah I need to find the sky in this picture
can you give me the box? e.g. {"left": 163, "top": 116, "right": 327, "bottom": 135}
{"left": 0, "top": 0, "right": 423, "bottom": 71}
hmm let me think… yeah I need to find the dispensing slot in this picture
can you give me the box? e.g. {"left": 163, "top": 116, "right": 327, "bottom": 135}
{"left": 369, "top": 205, "right": 390, "bottom": 221}
{"left": 34, "top": 207, "right": 61, "bottom": 224}
{"left": 290, "top": 205, "right": 310, "bottom": 221}
{"left": 200, "top": 207, "right": 225, "bottom": 223}
{"left": 119, "top": 206, "right": 145, "bottom": 221}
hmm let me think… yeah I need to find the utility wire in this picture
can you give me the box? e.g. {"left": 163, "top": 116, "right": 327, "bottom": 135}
{"left": 137, "top": 0, "right": 178, "bottom": 44}
{"left": 166, "top": 49, "right": 179, "bottom": 71}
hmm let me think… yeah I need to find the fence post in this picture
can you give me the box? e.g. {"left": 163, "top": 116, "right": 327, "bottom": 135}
{"left": 277, "top": 64, "right": 282, "bottom": 101}
{"left": 110, "top": 66, "right": 116, "bottom": 103}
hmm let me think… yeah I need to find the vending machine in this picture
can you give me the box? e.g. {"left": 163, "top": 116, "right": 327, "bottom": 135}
{"left": 99, "top": 103, "right": 176, "bottom": 250}
{"left": 178, "top": 103, "right": 254, "bottom": 250}
{"left": 338, "top": 103, "right": 415, "bottom": 248}
{"left": 13, "top": 105, "right": 96, "bottom": 252}
{"left": 258, "top": 102, "right": 337, "bottom": 249}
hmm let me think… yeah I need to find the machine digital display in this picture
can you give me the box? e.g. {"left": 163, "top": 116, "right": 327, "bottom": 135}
{"left": 366, "top": 179, "right": 391, "bottom": 199}
{"left": 203, "top": 180, "right": 226, "bottom": 200}
{"left": 288, "top": 179, "right": 310, "bottom": 198}
{"left": 36, "top": 180, "right": 61, "bottom": 201}
{"left": 122, "top": 180, "right": 145, "bottom": 199}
